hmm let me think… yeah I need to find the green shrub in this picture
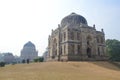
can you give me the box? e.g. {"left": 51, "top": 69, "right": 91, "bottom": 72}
{"left": 38, "top": 57, "right": 44, "bottom": 62}
{"left": 0, "top": 62, "right": 5, "bottom": 67}
{"left": 34, "top": 58, "right": 39, "bottom": 62}
{"left": 34, "top": 57, "right": 44, "bottom": 62}
{"left": 22, "top": 59, "right": 25, "bottom": 63}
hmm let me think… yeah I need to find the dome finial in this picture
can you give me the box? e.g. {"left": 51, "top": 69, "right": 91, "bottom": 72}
{"left": 71, "top": 12, "right": 76, "bottom": 14}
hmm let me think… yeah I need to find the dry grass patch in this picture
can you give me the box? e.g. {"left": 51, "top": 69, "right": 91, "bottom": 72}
{"left": 0, "top": 62, "right": 120, "bottom": 80}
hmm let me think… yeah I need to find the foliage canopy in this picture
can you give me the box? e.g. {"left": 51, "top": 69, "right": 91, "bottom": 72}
{"left": 106, "top": 39, "right": 120, "bottom": 61}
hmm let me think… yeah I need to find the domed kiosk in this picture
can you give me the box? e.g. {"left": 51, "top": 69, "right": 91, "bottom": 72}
{"left": 47, "top": 13, "right": 107, "bottom": 61}
{"left": 21, "top": 41, "right": 38, "bottom": 61}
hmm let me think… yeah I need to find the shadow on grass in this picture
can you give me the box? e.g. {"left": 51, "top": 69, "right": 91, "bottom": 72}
{"left": 90, "top": 61, "right": 120, "bottom": 71}
{"left": 109, "top": 61, "right": 120, "bottom": 68}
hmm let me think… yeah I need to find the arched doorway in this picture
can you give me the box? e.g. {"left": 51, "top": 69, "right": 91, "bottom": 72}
{"left": 86, "top": 35, "right": 92, "bottom": 58}
{"left": 87, "top": 47, "right": 91, "bottom": 58}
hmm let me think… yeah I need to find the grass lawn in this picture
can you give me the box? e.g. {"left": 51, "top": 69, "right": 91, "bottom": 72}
{"left": 0, "top": 61, "right": 120, "bottom": 80}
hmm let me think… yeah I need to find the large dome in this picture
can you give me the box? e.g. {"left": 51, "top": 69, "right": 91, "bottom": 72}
{"left": 61, "top": 13, "right": 88, "bottom": 27}
{"left": 24, "top": 41, "right": 35, "bottom": 47}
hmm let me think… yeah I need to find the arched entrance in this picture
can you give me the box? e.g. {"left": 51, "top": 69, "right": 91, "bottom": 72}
{"left": 87, "top": 47, "right": 91, "bottom": 58}
{"left": 86, "top": 35, "right": 92, "bottom": 58}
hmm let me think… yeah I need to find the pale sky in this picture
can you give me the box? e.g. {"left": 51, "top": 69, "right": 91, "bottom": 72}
{"left": 0, "top": 0, "right": 120, "bottom": 56}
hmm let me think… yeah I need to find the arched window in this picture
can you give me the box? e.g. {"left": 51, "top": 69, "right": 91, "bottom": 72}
{"left": 64, "top": 45, "right": 66, "bottom": 55}
{"left": 87, "top": 35, "right": 92, "bottom": 45}
{"left": 70, "top": 32, "right": 74, "bottom": 40}
{"left": 97, "top": 37, "right": 99, "bottom": 43}
{"left": 60, "top": 46, "right": 62, "bottom": 55}
{"left": 53, "top": 38, "right": 57, "bottom": 57}
{"left": 64, "top": 32, "right": 66, "bottom": 41}
{"left": 77, "top": 45, "right": 80, "bottom": 54}
{"left": 77, "top": 32, "right": 80, "bottom": 40}
{"left": 71, "top": 44, "right": 74, "bottom": 54}
{"left": 98, "top": 47, "right": 100, "bottom": 56}
{"left": 53, "top": 38, "right": 57, "bottom": 47}
{"left": 102, "top": 47, "right": 104, "bottom": 55}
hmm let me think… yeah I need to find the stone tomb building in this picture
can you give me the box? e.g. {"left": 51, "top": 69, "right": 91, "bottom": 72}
{"left": 48, "top": 13, "right": 107, "bottom": 61}
{"left": 21, "top": 41, "right": 38, "bottom": 61}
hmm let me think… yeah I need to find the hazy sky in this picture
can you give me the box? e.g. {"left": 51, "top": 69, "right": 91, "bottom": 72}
{"left": 0, "top": 0, "right": 120, "bottom": 56}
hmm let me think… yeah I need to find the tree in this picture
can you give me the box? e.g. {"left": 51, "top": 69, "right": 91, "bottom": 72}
{"left": 38, "top": 57, "right": 44, "bottom": 62}
{"left": 0, "top": 62, "right": 5, "bottom": 67}
{"left": 22, "top": 59, "right": 25, "bottom": 63}
{"left": 106, "top": 39, "right": 120, "bottom": 61}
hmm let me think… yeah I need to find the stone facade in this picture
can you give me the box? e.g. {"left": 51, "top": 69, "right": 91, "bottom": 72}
{"left": 48, "top": 13, "right": 107, "bottom": 61}
{"left": 20, "top": 41, "right": 38, "bottom": 61}
{"left": 3, "top": 53, "right": 15, "bottom": 63}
